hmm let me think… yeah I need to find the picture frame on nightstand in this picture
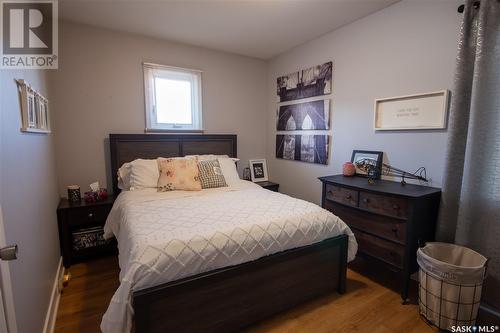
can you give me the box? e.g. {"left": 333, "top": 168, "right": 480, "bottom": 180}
{"left": 249, "top": 159, "right": 268, "bottom": 182}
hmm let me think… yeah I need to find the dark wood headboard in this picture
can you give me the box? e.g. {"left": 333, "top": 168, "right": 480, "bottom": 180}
{"left": 109, "top": 134, "right": 237, "bottom": 194}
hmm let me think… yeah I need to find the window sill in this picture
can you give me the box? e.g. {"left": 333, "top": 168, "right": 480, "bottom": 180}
{"left": 144, "top": 128, "right": 205, "bottom": 134}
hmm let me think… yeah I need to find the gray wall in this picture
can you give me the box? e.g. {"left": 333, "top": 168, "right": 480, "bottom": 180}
{"left": 0, "top": 3, "right": 464, "bottom": 330}
{"left": 51, "top": 22, "right": 268, "bottom": 196}
{"left": 0, "top": 70, "right": 60, "bottom": 333}
{"left": 266, "top": 0, "right": 462, "bottom": 204}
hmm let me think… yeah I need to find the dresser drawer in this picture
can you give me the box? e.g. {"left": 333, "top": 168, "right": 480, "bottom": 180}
{"left": 352, "top": 229, "right": 405, "bottom": 269}
{"left": 325, "top": 184, "right": 358, "bottom": 207}
{"left": 326, "top": 201, "right": 406, "bottom": 244}
{"left": 359, "top": 191, "right": 409, "bottom": 219}
{"left": 67, "top": 205, "right": 110, "bottom": 225}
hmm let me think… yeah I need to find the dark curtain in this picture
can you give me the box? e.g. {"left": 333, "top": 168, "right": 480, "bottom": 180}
{"left": 436, "top": 0, "right": 500, "bottom": 312}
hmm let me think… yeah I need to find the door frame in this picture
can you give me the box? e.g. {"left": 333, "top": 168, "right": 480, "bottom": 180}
{"left": 0, "top": 204, "right": 18, "bottom": 332}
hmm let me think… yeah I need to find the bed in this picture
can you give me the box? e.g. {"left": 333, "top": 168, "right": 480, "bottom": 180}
{"left": 102, "top": 134, "right": 357, "bottom": 333}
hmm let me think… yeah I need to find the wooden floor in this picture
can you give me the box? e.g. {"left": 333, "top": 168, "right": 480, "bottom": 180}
{"left": 55, "top": 256, "right": 437, "bottom": 333}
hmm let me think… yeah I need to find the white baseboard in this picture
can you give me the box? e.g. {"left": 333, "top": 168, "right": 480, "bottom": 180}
{"left": 43, "top": 257, "right": 63, "bottom": 333}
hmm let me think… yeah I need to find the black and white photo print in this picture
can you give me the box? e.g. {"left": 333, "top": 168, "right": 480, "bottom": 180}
{"left": 277, "top": 100, "right": 330, "bottom": 130}
{"left": 276, "top": 135, "right": 329, "bottom": 165}
{"left": 276, "top": 61, "right": 332, "bottom": 102}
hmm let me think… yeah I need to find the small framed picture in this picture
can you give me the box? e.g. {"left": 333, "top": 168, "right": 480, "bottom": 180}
{"left": 249, "top": 159, "right": 268, "bottom": 182}
{"left": 351, "top": 150, "right": 383, "bottom": 179}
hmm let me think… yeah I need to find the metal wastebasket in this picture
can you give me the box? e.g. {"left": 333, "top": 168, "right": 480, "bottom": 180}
{"left": 417, "top": 242, "right": 487, "bottom": 330}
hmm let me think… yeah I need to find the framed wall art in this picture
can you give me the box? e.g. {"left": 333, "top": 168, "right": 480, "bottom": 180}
{"left": 16, "top": 79, "right": 51, "bottom": 134}
{"left": 276, "top": 61, "right": 332, "bottom": 103}
{"left": 276, "top": 99, "right": 330, "bottom": 131}
{"left": 374, "top": 90, "right": 449, "bottom": 131}
{"left": 276, "top": 134, "right": 329, "bottom": 165}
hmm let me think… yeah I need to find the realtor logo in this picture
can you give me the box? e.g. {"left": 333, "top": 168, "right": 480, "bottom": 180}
{"left": 1, "top": 0, "right": 58, "bottom": 69}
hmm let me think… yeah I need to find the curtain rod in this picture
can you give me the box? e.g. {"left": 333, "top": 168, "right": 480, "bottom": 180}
{"left": 458, "top": 0, "right": 499, "bottom": 13}
{"left": 457, "top": 1, "right": 480, "bottom": 13}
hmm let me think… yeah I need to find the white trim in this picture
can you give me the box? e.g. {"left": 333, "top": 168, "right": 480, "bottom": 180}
{"left": 144, "top": 128, "right": 205, "bottom": 134}
{"left": 142, "top": 62, "right": 203, "bottom": 73}
{"left": 0, "top": 287, "right": 8, "bottom": 333}
{"left": 0, "top": 205, "right": 17, "bottom": 333}
{"left": 42, "top": 257, "right": 63, "bottom": 333}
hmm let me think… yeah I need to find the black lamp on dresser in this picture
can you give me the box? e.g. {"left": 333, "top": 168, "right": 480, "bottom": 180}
{"left": 319, "top": 174, "right": 441, "bottom": 304}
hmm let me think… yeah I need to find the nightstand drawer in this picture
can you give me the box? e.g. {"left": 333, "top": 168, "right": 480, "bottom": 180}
{"left": 353, "top": 229, "right": 405, "bottom": 269}
{"left": 359, "top": 191, "right": 409, "bottom": 219}
{"left": 325, "top": 184, "right": 358, "bottom": 207}
{"left": 67, "top": 205, "right": 110, "bottom": 224}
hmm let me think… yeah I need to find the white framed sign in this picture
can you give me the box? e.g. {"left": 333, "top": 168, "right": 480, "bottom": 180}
{"left": 374, "top": 90, "right": 449, "bottom": 131}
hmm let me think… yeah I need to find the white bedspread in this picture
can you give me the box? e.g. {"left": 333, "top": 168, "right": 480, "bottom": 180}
{"left": 100, "top": 180, "right": 357, "bottom": 333}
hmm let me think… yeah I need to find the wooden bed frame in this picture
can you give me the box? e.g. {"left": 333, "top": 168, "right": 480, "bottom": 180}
{"left": 109, "top": 133, "right": 348, "bottom": 333}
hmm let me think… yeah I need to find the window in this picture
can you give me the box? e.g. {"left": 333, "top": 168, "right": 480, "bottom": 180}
{"left": 143, "top": 63, "right": 202, "bottom": 131}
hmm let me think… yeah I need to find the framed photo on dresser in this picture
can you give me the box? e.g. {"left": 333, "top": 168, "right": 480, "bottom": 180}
{"left": 351, "top": 150, "right": 383, "bottom": 179}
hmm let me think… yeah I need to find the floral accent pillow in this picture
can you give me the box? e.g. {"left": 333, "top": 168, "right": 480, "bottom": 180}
{"left": 157, "top": 157, "right": 202, "bottom": 191}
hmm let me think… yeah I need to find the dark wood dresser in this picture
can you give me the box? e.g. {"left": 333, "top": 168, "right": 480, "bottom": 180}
{"left": 57, "top": 197, "right": 117, "bottom": 268}
{"left": 319, "top": 174, "right": 441, "bottom": 303}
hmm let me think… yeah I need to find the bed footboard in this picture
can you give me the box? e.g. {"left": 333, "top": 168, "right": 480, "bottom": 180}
{"left": 133, "top": 234, "right": 348, "bottom": 333}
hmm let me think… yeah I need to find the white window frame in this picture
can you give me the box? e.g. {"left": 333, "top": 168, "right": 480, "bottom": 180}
{"left": 143, "top": 62, "right": 203, "bottom": 132}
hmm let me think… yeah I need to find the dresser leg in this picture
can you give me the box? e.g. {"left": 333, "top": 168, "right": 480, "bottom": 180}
{"left": 401, "top": 270, "right": 410, "bottom": 305}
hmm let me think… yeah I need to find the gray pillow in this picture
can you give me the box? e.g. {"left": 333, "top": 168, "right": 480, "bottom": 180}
{"left": 197, "top": 159, "right": 228, "bottom": 189}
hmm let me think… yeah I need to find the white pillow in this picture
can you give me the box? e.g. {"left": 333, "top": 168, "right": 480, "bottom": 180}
{"left": 117, "top": 162, "right": 132, "bottom": 190}
{"left": 128, "top": 159, "right": 160, "bottom": 190}
{"left": 217, "top": 157, "right": 240, "bottom": 185}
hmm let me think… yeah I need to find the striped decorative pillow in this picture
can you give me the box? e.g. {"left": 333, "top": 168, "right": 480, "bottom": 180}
{"left": 198, "top": 159, "right": 228, "bottom": 189}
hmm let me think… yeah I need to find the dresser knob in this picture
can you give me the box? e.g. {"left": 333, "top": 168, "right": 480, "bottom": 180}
{"left": 362, "top": 198, "right": 369, "bottom": 203}
{"left": 392, "top": 204, "right": 400, "bottom": 210}
{"left": 88, "top": 212, "right": 94, "bottom": 218}
{"left": 391, "top": 227, "right": 398, "bottom": 234}
{"left": 346, "top": 194, "right": 352, "bottom": 199}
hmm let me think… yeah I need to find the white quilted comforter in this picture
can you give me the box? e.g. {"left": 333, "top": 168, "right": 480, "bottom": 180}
{"left": 100, "top": 180, "right": 357, "bottom": 333}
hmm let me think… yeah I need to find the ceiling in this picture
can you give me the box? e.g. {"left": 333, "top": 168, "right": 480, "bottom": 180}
{"left": 59, "top": 0, "right": 399, "bottom": 59}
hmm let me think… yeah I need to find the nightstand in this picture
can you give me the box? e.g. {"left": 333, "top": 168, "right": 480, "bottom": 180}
{"left": 57, "top": 197, "right": 117, "bottom": 268}
{"left": 256, "top": 181, "right": 279, "bottom": 192}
